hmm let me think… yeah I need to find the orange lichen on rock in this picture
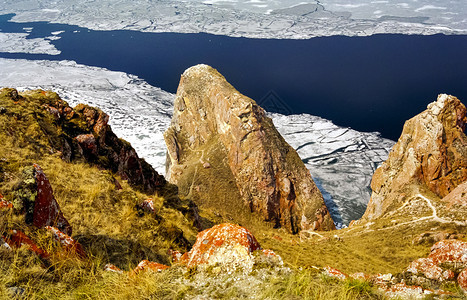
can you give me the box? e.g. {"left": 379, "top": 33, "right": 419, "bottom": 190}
{"left": 428, "top": 239, "right": 467, "bottom": 265}
{"left": 323, "top": 266, "right": 348, "bottom": 280}
{"left": 104, "top": 263, "right": 124, "bottom": 274}
{"left": 406, "top": 258, "right": 455, "bottom": 281}
{"left": 182, "top": 223, "right": 260, "bottom": 268}
{"left": 5, "top": 229, "right": 49, "bottom": 259}
{"left": 0, "top": 193, "right": 13, "bottom": 210}
{"left": 178, "top": 223, "right": 282, "bottom": 274}
{"left": 45, "top": 226, "right": 86, "bottom": 258}
{"left": 132, "top": 260, "right": 170, "bottom": 274}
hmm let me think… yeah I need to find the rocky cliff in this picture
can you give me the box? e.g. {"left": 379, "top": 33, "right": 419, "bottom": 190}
{"left": 164, "top": 65, "right": 334, "bottom": 233}
{"left": 0, "top": 87, "right": 200, "bottom": 265}
{"left": 361, "top": 94, "right": 467, "bottom": 221}
{"left": 0, "top": 88, "right": 166, "bottom": 194}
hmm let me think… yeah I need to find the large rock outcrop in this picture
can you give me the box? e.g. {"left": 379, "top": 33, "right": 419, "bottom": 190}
{"left": 164, "top": 65, "right": 334, "bottom": 233}
{"left": 178, "top": 223, "right": 282, "bottom": 273}
{"left": 361, "top": 94, "right": 467, "bottom": 220}
{"left": 0, "top": 88, "right": 166, "bottom": 194}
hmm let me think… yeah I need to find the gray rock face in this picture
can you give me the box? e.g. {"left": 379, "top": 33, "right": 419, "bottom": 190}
{"left": 164, "top": 64, "right": 335, "bottom": 233}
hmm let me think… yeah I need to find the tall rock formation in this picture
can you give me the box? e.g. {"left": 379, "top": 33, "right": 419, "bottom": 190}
{"left": 164, "top": 65, "right": 334, "bottom": 233}
{"left": 361, "top": 94, "right": 467, "bottom": 220}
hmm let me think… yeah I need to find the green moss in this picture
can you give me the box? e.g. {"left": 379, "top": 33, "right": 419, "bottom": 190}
{"left": 12, "top": 166, "right": 37, "bottom": 223}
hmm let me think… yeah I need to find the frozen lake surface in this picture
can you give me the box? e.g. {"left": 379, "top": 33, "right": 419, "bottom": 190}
{"left": 1, "top": 14, "right": 466, "bottom": 140}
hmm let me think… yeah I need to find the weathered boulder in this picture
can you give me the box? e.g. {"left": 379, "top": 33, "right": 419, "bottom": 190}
{"left": 404, "top": 240, "right": 467, "bottom": 287}
{"left": 429, "top": 239, "right": 467, "bottom": 267}
{"left": 33, "top": 164, "right": 72, "bottom": 236}
{"left": 361, "top": 94, "right": 467, "bottom": 220}
{"left": 139, "top": 198, "right": 156, "bottom": 214}
{"left": 164, "top": 65, "right": 334, "bottom": 233}
{"left": 179, "top": 223, "right": 282, "bottom": 273}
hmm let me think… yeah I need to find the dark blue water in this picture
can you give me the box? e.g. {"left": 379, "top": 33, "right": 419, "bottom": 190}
{"left": 1, "top": 13, "right": 466, "bottom": 140}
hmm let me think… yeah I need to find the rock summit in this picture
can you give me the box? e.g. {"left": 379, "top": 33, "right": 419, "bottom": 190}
{"left": 164, "top": 65, "right": 334, "bottom": 233}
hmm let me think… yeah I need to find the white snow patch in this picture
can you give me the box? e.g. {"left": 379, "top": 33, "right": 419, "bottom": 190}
{"left": 0, "top": 32, "right": 60, "bottom": 55}
{"left": 415, "top": 5, "right": 447, "bottom": 12}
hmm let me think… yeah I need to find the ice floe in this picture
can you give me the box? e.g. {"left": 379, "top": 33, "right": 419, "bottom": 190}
{"left": 0, "top": 0, "right": 465, "bottom": 39}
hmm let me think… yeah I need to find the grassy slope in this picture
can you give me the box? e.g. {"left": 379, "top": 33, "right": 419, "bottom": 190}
{"left": 0, "top": 88, "right": 464, "bottom": 299}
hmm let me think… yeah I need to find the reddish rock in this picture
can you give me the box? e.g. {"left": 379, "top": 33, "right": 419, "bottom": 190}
{"left": 0, "top": 237, "right": 11, "bottom": 249}
{"left": 458, "top": 268, "right": 467, "bottom": 293}
{"left": 406, "top": 257, "right": 455, "bottom": 281}
{"left": 45, "top": 105, "right": 60, "bottom": 120}
{"left": 182, "top": 223, "right": 261, "bottom": 269}
{"left": 71, "top": 104, "right": 166, "bottom": 194}
{"left": 272, "top": 235, "right": 283, "bottom": 241}
{"left": 179, "top": 223, "right": 281, "bottom": 273}
{"left": 33, "top": 164, "right": 72, "bottom": 236}
{"left": 140, "top": 198, "right": 155, "bottom": 214}
{"left": 404, "top": 239, "right": 466, "bottom": 290}
{"left": 5, "top": 230, "right": 49, "bottom": 259}
{"left": 104, "top": 263, "right": 124, "bottom": 274}
{"left": 45, "top": 226, "right": 86, "bottom": 258}
{"left": 383, "top": 283, "right": 427, "bottom": 299}
{"left": 323, "top": 266, "right": 348, "bottom": 280}
{"left": 350, "top": 272, "right": 371, "bottom": 281}
{"left": 0, "top": 194, "right": 13, "bottom": 210}
{"left": 75, "top": 134, "right": 98, "bottom": 157}
{"left": 168, "top": 249, "right": 183, "bottom": 263}
{"left": 412, "top": 231, "right": 464, "bottom": 245}
{"left": 164, "top": 65, "right": 334, "bottom": 233}
{"left": 361, "top": 94, "right": 467, "bottom": 221}
{"left": 428, "top": 239, "right": 467, "bottom": 266}
{"left": 382, "top": 283, "right": 453, "bottom": 299}
{"left": 132, "top": 260, "right": 170, "bottom": 274}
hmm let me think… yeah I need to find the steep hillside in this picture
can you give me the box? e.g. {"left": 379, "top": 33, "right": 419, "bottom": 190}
{"left": 0, "top": 88, "right": 199, "bottom": 284}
